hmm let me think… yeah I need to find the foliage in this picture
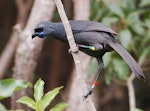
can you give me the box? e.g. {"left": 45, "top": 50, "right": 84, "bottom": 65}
{"left": 134, "top": 108, "right": 144, "bottom": 111}
{"left": 0, "top": 78, "right": 32, "bottom": 110}
{"left": 50, "top": 102, "right": 68, "bottom": 111}
{"left": 17, "top": 79, "right": 68, "bottom": 111}
{"left": 90, "top": 0, "right": 150, "bottom": 82}
{"left": 87, "top": 58, "right": 98, "bottom": 77}
{"left": 0, "top": 78, "right": 32, "bottom": 100}
{"left": 0, "top": 103, "right": 7, "bottom": 111}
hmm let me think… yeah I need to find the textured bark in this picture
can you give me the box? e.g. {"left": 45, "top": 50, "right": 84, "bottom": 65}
{"left": 11, "top": 0, "right": 55, "bottom": 110}
{"left": 0, "top": 0, "right": 33, "bottom": 79}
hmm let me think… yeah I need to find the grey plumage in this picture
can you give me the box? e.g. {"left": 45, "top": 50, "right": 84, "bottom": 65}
{"left": 32, "top": 20, "right": 145, "bottom": 98}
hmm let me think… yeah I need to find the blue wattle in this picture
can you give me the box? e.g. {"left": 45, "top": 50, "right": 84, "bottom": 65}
{"left": 39, "top": 32, "right": 45, "bottom": 38}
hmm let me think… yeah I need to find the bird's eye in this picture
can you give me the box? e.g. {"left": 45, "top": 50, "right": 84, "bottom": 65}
{"left": 34, "top": 27, "right": 44, "bottom": 32}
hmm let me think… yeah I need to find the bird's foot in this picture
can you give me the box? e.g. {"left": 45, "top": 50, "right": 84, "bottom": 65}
{"left": 68, "top": 47, "right": 79, "bottom": 53}
{"left": 83, "top": 88, "right": 94, "bottom": 100}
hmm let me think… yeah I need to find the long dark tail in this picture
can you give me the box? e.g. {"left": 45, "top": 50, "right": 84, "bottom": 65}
{"left": 106, "top": 36, "right": 145, "bottom": 79}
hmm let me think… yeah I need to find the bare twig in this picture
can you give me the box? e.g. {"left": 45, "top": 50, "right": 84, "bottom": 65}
{"left": 53, "top": 0, "right": 96, "bottom": 111}
{"left": 127, "top": 73, "right": 136, "bottom": 111}
{"left": 127, "top": 61, "right": 144, "bottom": 111}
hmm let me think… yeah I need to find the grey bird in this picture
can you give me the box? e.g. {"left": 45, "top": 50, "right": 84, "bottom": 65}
{"left": 32, "top": 20, "right": 145, "bottom": 98}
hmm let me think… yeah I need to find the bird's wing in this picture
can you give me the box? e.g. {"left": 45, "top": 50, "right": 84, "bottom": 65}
{"left": 69, "top": 20, "right": 118, "bottom": 35}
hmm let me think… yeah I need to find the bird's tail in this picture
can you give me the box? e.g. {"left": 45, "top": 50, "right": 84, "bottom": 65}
{"left": 106, "top": 36, "right": 145, "bottom": 79}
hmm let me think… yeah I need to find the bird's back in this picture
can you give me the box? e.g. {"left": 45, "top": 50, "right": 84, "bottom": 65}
{"left": 69, "top": 20, "right": 118, "bottom": 36}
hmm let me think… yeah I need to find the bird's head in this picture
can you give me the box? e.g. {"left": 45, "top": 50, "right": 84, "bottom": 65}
{"left": 32, "top": 21, "right": 54, "bottom": 39}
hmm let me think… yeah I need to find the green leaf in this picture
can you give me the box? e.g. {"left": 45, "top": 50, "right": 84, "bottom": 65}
{"left": 144, "top": 19, "right": 150, "bottom": 28}
{"left": 127, "top": 12, "right": 140, "bottom": 26}
{"left": 140, "top": 0, "right": 150, "bottom": 7}
{"left": 87, "top": 58, "right": 98, "bottom": 77}
{"left": 0, "top": 79, "right": 32, "bottom": 100}
{"left": 50, "top": 102, "right": 68, "bottom": 111}
{"left": 113, "top": 58, "right": 129, "bottom": 80}
{"left": 17, "top": 96, "right": 36, "bottom": 110}
{"left": 34, "top": 78, "right": 44, "bottom": 101}
{"left": 108, "top": 4, "right": 124, "bottom": 17}
{"left": 132, "top": 24, "right": 145, "bottom": 36}
{"left": 105, "top": 72, "right": 112, "bottom": 85}
{"left": 139, "top": 47, "right": 150, "bottom": 64}
{"left": 0, "top": 103, "right": 7, "bottom": 111}
{"left": 127, "top": 12, "right": 145, "bottom": 35}
{"left": 122, "top": 0, "right": 136, "bottom": 11}
{"left": 34, "top": 100, "right": 43, "bottom": 111}
{"left": 102, "top": 17, "right": 119, "bottom": 26}
{"left": 41, "top": 86, "right": 63, "bottom": 111}
{"left": 134, "top": 108, "right": 143, "bottom": 111}
{"left": 103, "top": 53, "right": 112, "bottom": 67}
{"left": 119, "top": 29, "right": 132, "bottom": 50}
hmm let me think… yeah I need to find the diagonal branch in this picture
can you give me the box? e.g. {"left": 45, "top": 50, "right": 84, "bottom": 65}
{"left": 0, "top": 0, "right": 33, "bottom": 79}
{"left": 66, "top": 0, "right": 97, "bottom": 110}
{"left": 52, "top": 0, "right": 96, "bottom": 111}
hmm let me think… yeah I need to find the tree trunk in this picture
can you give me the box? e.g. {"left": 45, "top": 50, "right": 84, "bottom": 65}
{"left": 0, "top": 0, "right": 33, "bottom": 79}
{"left": 65, "top": 0, "right": 98, "bottom": 111}
{"left": 11, "top": 0, "right": 55, "bottom": 110}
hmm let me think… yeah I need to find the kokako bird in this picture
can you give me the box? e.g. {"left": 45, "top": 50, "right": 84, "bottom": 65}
{"left": 32, "top": 20, "right": 145, "bottom": 98}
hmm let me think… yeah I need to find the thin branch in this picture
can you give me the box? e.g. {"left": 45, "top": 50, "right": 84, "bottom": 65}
{"left": 66, "top": 0, "right": 97, "bottom": 110}
{"left": 53, "top": 0, "right": 96, "bottom": 111}
{"left": 127, "top": 73, "right": 136, "bottom": 111}
{"left": 127, "top": 61, "right": 144, "bottom": 111}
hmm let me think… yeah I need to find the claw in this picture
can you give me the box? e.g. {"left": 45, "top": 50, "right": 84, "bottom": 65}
{"left": 83, "top": 88, "right": 94, "bottom": 100}
{"left": 68, "top": 47, "right": 79, "bottom": 53}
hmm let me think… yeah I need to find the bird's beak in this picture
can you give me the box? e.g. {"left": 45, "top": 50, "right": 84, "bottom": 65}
{"left": 32, "top": 32, "right": 39, "bottom": 39}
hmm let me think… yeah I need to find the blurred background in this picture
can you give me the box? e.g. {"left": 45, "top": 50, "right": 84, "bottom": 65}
{"left": 0, "top": 0, "right": 150, "bottom": 111}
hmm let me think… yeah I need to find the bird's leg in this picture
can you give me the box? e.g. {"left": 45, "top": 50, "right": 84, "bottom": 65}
{"left": 77, "top": 44, "right": 103, "bottom": 51}
{"left": 74, "top": 44, "right": 104, "bottom": 99}
{"left": 83, "top": 58, "right": 104, "bottom": 99}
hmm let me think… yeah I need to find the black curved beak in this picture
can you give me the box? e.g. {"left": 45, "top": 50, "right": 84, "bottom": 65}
{"left": 32, "top": 32, "right": 39, "bottom": 39}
